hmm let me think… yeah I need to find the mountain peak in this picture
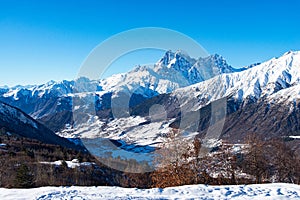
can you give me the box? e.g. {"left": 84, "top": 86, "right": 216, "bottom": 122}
{"left": 194, "top": 53, "right": 237, "bottom": 79}
{"left": 157, "top": 50, "right": 175, "bottom": 66}
{"left": 283, "top": 50, "right": 299, "bottom": 56}
{"left": 208, "top": 53, "right": 223, "bottom": 59}
{"left": 204, "top": 53, "right": 228, "bottom": 64}
{"left": 174, "top": 49, "right": 190, "bottom": 58}
{"left": 157, "top": 50, "right": 196, "bottom": 67}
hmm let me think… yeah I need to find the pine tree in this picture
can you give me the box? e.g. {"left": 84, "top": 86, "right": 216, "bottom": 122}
{"left": 14, "top": 164, "right": 34, "bottom": 188}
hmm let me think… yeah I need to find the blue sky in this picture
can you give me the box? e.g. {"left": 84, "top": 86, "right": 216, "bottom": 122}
{"left": 0, "top": 0, "right": 300, "bottom": 86}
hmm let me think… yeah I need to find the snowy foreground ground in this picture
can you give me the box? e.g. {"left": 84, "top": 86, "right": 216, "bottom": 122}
{"left": 0, "top": 183, "right": 299, "bottom": 200}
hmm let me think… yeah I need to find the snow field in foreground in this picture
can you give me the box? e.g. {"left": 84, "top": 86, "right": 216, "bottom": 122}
{"left": 0, "top": 183, "right": 299, "bottom": 200}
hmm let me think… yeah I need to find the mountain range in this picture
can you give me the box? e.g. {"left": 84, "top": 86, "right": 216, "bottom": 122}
{"left": 1, "top": 50, "right": 300, "bottom": 153}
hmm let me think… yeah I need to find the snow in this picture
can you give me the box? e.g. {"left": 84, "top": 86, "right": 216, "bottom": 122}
{"left": 19, "top": 113, "right": 38, "bottom": 129}
{"left": 39, "top": 160, "right": 93, "bottom": 169}
{"left": 3, "top": 88, "right": 20, "bottom": 100}
{"left": 172, "top": 51, "right": 300, "bottom": 112}
{"left": 1, "top": 50, "right": 235, "bottom": 105}
{"left": 0, "top": 102, "right": 38, "bottom": 129}
{"left": 267, "top": 84, "right": 300, "bottom": 103}
{"left": 0, "top": 143, "right": 7, "bottom": 147}
{"left": 56, "top": 51, "right": 300, "bottom": 152}
{"left": 289, "top": 136, "right": 300, "bottom": 139}
{"left": 2, "top": 50, "right": 300, "bottom": 154}
{"left": 1, "top": 51, "right": 299, "bottom": 112}
{"left": 58, "top": 116, "right": 174, "bottom": 162}
{"left": 0, "top": 183, "right": 299, "bottom": 200}
{"left": 58, "top": 116, "right": 173, "bottom": 147}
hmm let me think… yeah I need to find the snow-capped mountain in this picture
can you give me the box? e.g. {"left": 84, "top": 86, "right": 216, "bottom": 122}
{"left": 2, "top": 50, "right": 300, "bottom": 154}
{"left": 151, "top": 51, "right": 300, "bottom": 143}
{"left": 173, "top": 50, "right": 300, "bottom": 109}
{"left": 57, "top": 50, "right": 300, "bottom": 151}
{"left": 0, "top": 50, "right": 235, "bottom": 128}
{"left": 99, "top": 50, "right": 237, "bottom": 95}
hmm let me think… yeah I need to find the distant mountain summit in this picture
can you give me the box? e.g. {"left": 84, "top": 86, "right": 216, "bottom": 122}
{"left": 154, "top": 50, "right": 238, "bottom": 85}
{"left": 99, "top": 50, "right": 237, "bottom": 95}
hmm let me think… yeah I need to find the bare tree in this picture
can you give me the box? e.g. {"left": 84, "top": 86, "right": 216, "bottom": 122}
{"left": 243, "top": 133, "right": 269, "bottom": 183}
{"left": 151, "top": 129, "right": 196, "bottom": 188}
{"left": 270, "top": 139, "right": 300, "bottom": 184}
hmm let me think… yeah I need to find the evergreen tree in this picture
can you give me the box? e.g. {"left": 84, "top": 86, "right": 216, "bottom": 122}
{"left": 14, "top": 164, "right": 34, "bottom": 188}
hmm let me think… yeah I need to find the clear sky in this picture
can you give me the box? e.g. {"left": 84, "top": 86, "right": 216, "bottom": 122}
{"left": 1, "top": 0, "right": 300, "bottom": 86}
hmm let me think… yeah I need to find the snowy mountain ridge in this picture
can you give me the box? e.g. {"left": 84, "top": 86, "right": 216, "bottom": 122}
{"left": 0, "top": 101, "right": 83, "bottom": 150}
{"left": 2, "top": 50, "right": 297, "bottom": 106}
{"left": 0, "top": 101, "right": 38, "bottom": 129}
{"left": 98, "top": 50, "right": 238, "bottom": 96}
{"left": 1, "top": 50, "right": 236, "bottom": 99}
{"left": 173, "top": 50, "right": 300, "bottom": 111}
{"left": 0, "top": 50, "right": 236, "bottom": 119}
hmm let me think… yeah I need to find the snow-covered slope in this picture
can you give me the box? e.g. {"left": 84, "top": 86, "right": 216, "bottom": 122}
{"left": 58, "top": 115, "right": 174, "bottom": 149}
{"left": 267, "top": 83, "right": 300, "bottom": 104}
{"left": 173, "top": 50, "right": 300, "bottom": 111}
{"left": 1, "top": 183, "right": 299, "bottom": 200}
{"left": 0, "top": 101, "right": 83, "bottom": 150}
{"left": 0, "top": 101, "right": 37, "bottom": 127}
